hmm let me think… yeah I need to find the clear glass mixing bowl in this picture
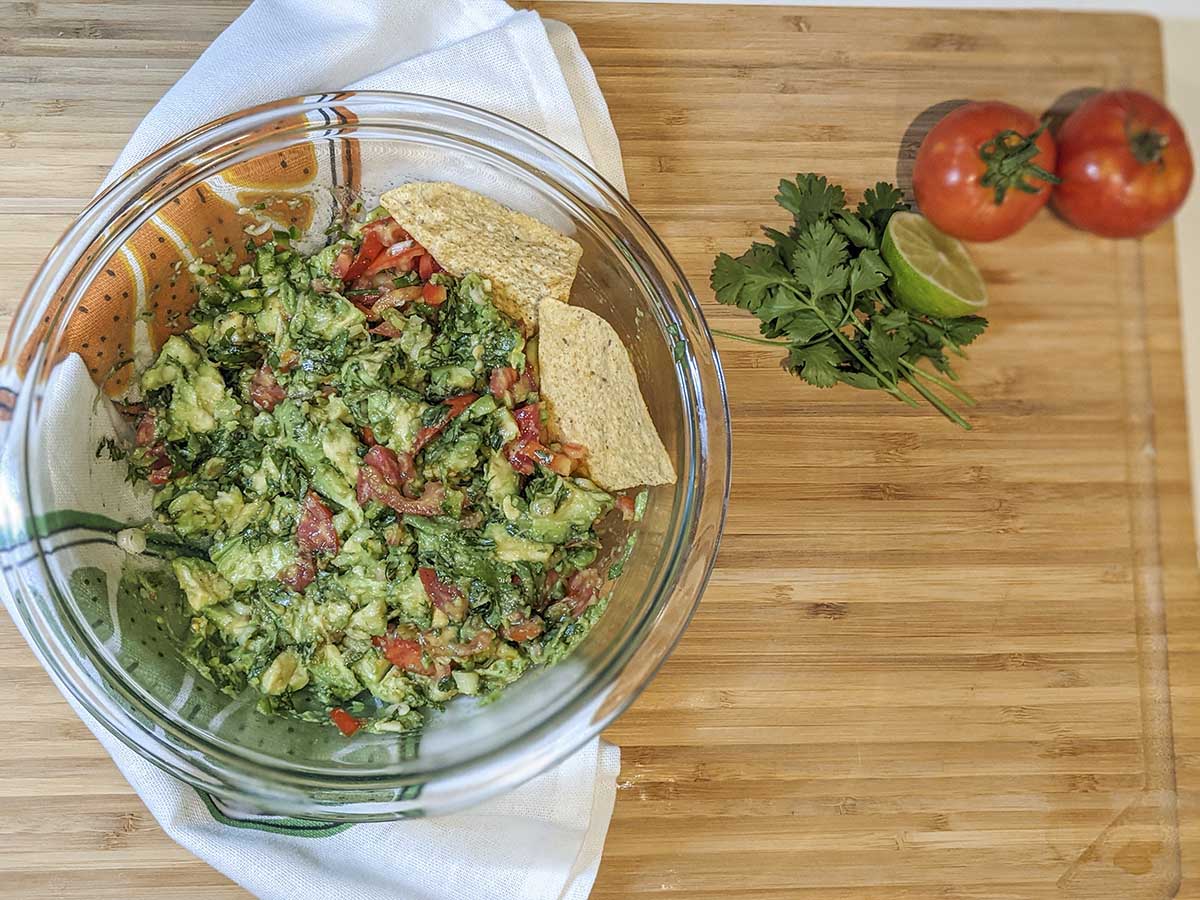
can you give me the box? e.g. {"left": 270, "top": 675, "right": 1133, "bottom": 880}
{"left": 0, "top": 93, "right": 729, "bottom": 819}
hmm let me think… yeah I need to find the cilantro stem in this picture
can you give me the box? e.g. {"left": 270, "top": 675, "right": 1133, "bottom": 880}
{"left": 711, "top": 329, "right": 788, "bottom": 347}
{"left": 902, "top": 373, "right": 972, "bottom": 430}
{"left": 898, "top": 360, "right": 977, "bottom": 407}
{"left": 800, "top": 299, "right": 920, "bottom": 408}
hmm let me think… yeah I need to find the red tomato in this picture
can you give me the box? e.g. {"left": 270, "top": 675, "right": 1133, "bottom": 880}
{"left": 421, "top": 282, "right": 448, "bottom": 306}
{"left": 135, "top": 412, "right": 157, "bottom": 447}
{"left": 1052, "top": 90, "right": 1193, "bottom": 238}
{"left": 356, "top": 468, "right": 446, "bottom": 516}
{"left": 343, "top": 230, "right": 385, "bottom": 283}
{"left": 513, "top": 403, "right": 545, "bottom": 442}
{"left": 363, "top": 443, "right": 413, "bottom": 487}
{"left": 548, "top": 569, "right": 603, "bottom": 619}
{"left": 418, "top": 566, "right": 467, "bottom": 621}
{"left": 373, "top": 634, "right": 436, "bottom": 676}
{"left": 329, "top": 707, "right": 362, "bottom": 737}
{"left": 370, "top": 321, "right": 404, "bottom": 339}
{"left": 296, "top": 490, "right": 338, "bottom": 556}
{"left": 413, "top": 393, "right": 479, "bottom": 451}
{"left": 277, "top": 556, "right": 316, "bottom": 593}
{"left": 489, "top": 366, "right": 519, "bottom": 400}
{"left": 615, "top": 494, "right": 637, "bottom": 521}
{"left": 364, "top": 242, "right": 425, "bottom": 277}
{"left": 502, "top": 612, "right": 544, "bottom": 643}
{"left": 330, "top": 245, "right": 355, "bottom": 280}
{"left": 249, "top": 364, "right": 287, "bottom": 412}
{"left": 913, "top": 101, "right": 1058, "bottom": 242}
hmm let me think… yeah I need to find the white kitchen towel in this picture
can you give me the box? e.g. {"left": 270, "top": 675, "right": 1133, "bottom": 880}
{"left": 105, "top": 0, "right": 627, "bottom": 196}
{"left": 13, "top": 1, "right": 627, "bottom": 899}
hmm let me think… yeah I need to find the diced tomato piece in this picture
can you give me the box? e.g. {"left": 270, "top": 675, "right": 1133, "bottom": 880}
{"left": 367, "top": 216, "right": 409, "bottom": 247}
{"left": 548, "top": 452, "right": 572, "bottom": 476}
{"left": 329, "top": 707, "right": 362, "bottom": 737}
{"left": 503, "top": 613, "right": 544, "bottom": 643}
{"left": 417, "top": 253, "right": 434, "bottom": 281}
{"left": 513, "top": 403, "right": 545, "bottom": 443}
{"left": 364, "top": 242, "right": 425, "bottom": 277}
{"left": 135, "top": 412, "right": 156, "bottom": 447}
{"left": 348, "top": 291, "right": 384, "bottom": 317}
{"left": 419, "top": 566, "right": 467, "bottom": 621}
{"left": 504, "top": 437, "right": 542, "bottom": 476}
{"left": 374, "top": 633, "right": 436, "bottom": 676}
{"left": 297, "top": 490, "right": 339, "bottom": 556}
{"left": 249, "top": 364, "right": 287, "bottom": 412}
{"left": 520, "top": 361, "right": 539, "bottom": 394}
{"left": 548, "top": 569, "right": 602, "bottom": 619}
{"left": 489, "top": 366, "right": 519, "bottom": 400}
{"left": 357, "top": 467, "right": 446, "bottom": 516}
{"left": 343, "top": 230, "right": 385, "bottom": 282}
{"left": 361, "top": 425, "right": 377, "bottom": 447}
{"left": 616, "top": 495, "right": 637, "bottom": 521}
{"left": 413, "top": 393, "right": 479, "bottom": 452}
{"left": 364, "top": 443, "right": 414, "bottom": 487}
{"left": 566, "top": 569, "right": 603, "bottom": 615}
{"left": 421, "top": 282, "right": 447, "bottom": 306}
{"left": 330, "top": 245, "right": 355, "bottom": 280}
{"left": 147, "top": 462, "right": 172, "bottom": 485}
{"left": 370, "top": 321, "right": 404, "bottom": 339}
{"left": 278, "top": 556, "right": 316, "bottom": 593}
{"left": 370, "top": 286, "right": 422, "bottom": 318}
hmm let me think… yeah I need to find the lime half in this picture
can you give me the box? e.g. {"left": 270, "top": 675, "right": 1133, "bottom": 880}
{"left": 881, "top": 212, "right": 987, "bottom": 318}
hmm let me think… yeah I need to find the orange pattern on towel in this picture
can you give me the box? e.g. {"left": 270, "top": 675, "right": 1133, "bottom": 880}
{"left": 10, "top": 110, "right": 353, "bottom": 397}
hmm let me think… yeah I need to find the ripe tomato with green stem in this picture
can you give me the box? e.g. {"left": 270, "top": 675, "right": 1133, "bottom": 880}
{"left": 913, "top": 101, "right": 1059, "bottom": 242}
{"left": 1052, "top": 89, "right": 1193, "bottom": 238}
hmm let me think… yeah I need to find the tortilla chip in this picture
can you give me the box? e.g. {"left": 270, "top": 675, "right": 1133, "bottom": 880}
{"left": 380, "top": 182, "right": 582, "bottom": 326}
{"left": 537, "top": 300, "right": 675, "bottom": 491}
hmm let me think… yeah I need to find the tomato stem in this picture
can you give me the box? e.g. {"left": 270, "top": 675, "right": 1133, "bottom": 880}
{"left": 1128, "top": 127, "right": 1169, "bottom": 166}
{"left": 978, "top": 123, "right": 1061, "bottom": 204}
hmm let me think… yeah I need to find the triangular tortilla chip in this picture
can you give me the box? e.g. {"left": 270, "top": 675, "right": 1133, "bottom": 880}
{"left": 380, "top": 182, "right": 581, "bottom": 327}
{"left": 537, "top": 299, "right": 675, "bottom": 491}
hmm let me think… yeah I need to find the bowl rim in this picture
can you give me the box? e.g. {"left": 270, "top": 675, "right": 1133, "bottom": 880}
{"left": 3, "top": 91, "right": 732, "bottom": 814}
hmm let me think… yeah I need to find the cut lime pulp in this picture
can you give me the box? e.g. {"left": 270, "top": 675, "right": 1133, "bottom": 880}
{"left": 881, "top": 211, "right": 988, "bottom": 318}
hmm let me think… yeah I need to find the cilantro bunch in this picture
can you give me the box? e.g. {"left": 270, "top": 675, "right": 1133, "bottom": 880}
{"left": 710, "top": 175, "right": 987, "bottom": 428}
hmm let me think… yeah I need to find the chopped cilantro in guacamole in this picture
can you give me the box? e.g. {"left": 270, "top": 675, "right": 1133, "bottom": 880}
{"left": 106, "top": 216, "right": 620, "bottom": 735}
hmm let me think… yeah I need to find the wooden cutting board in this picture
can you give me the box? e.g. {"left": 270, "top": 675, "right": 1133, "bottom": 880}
{"left": 2, "top": 2, "right": 1199, "bottom": 898}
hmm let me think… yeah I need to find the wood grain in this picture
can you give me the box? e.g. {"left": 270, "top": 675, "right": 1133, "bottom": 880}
{"left": 2, "top": 2, "right": 1199, "bottom": 898}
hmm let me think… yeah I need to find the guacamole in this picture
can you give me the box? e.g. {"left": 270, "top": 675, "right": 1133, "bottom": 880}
{"left": 107, "top": 213, "right": 629, "bottom": 735}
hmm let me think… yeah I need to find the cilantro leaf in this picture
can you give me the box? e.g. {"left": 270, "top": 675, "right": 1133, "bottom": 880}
{"left": 710, "top": 245, "right": 786, "bottom": 312}
{"left": 777, "top": 175, "right": 846, "bottom": 230}
{"left": 942, "top": 315, "right": 989, "bottom": 348}
{"left": 834, "top": 213, "right": 875, "bottom": 249}
{"left": 782, "top": 309, "right": 829, "bottom": 344}
{"left": 789, "top": 341, "right": 845, "bottom": 388}
{"left": 849, "top": 249, "right": 890, "bottom": 300}
{"left": 857, "top": 181, "right": 907, "bottom": 226}
{"left": 865, "top": 321, "right": 910, "bottom": 378}
{"left": 874, "top": 307, "right": 909, "bottom": 331}
{"left": 792, "top": 221, "right": 849, "bottom": 302}
{"left": 762, "top": 226, "right": 799, "bottom": 261}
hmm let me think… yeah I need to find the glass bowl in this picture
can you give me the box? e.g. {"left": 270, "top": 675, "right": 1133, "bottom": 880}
{"left": 0, "top": 93, "right": 729, "bottom": 819}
